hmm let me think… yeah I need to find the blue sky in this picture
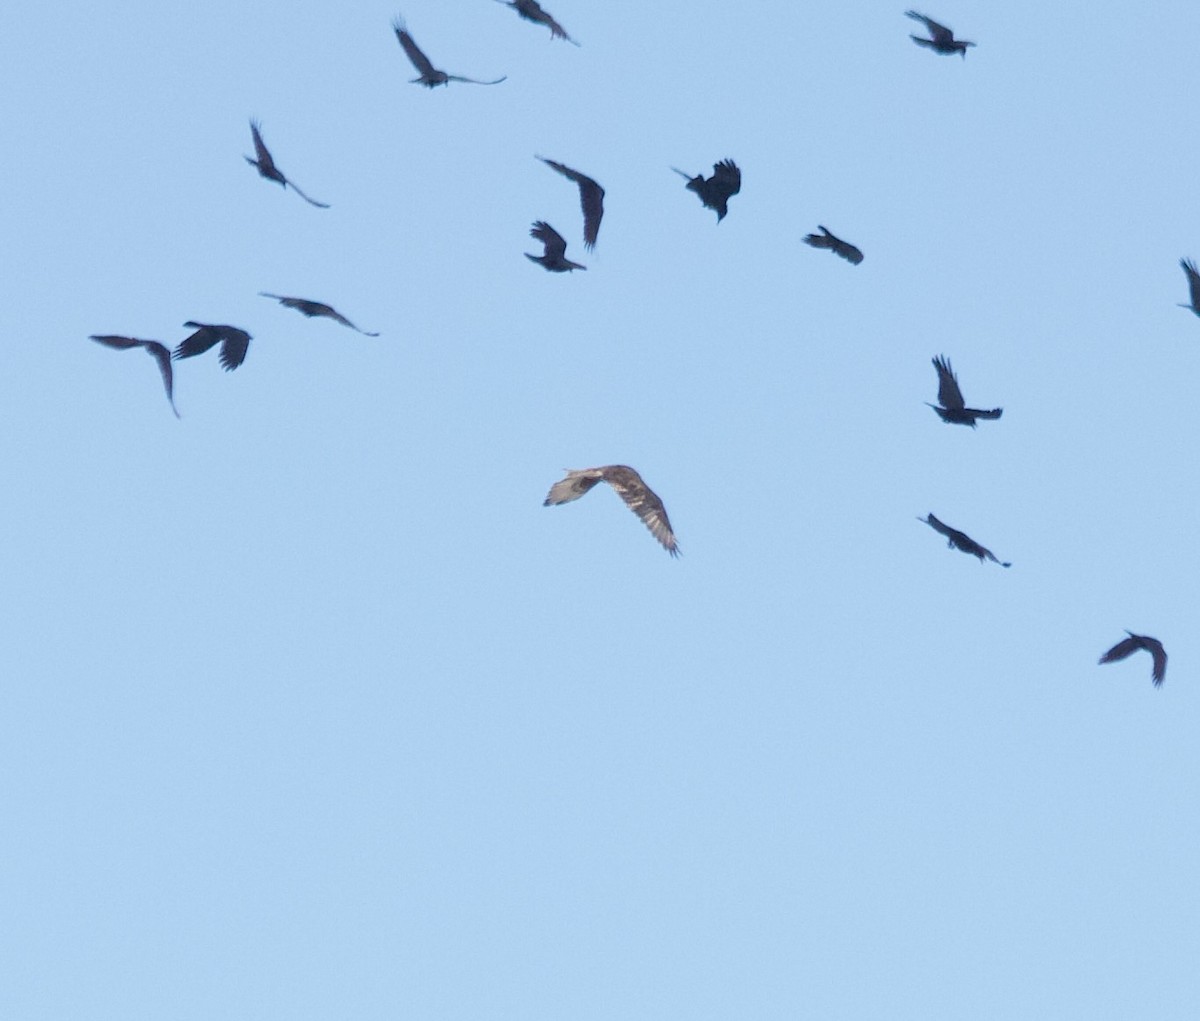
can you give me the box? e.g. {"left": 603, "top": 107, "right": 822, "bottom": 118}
{"left": 3, "top": 2, "right": 1200, "bottom": 1018}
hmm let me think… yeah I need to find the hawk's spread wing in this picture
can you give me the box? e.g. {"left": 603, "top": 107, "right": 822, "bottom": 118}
{"left": 544, "top": 466, "right": 679, "bottom": 556}
{"left": 600, "top": 466, "right": 679, "bottom": 556}
{"left": 544, "top": 469, "right": 605, "bottom": 505}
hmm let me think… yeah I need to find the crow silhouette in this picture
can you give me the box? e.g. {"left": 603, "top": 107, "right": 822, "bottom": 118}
{"left": 672, "top": 159, "right": 741, "bottom": 221}
{"left": 393, "top": 18, "right": 506, "bottom": 86}
{"left": 244, "top": 120, "right": 329, "bottom": 208}
{"left": 495, "top": 0, "right": 578, "bottom": 44}
{"left": 802, "top": 226, "right": 863, "bottom": 265}
{"left": 906, "top": 11, "right": 975, "bottom": 56}
{"left": 1099, "top": 632, "right": 1167, "bottom": 687}
{"left": 525, "top": 222, "right": 586, "bottom": 272}
{"left": 928, "top": 356, "right": 1002, "bottom": 427}
{"left": 921, "top": 514, "right": 1010, "bottom": 567}
{"left": 259, "top": 294, "right": 379, "bottom": 335}
{"left": 173, "top": 322, "right": 252, "bottom": 371}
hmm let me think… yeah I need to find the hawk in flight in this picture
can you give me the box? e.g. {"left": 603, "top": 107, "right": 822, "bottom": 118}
{"left": 544, "top": 466, "right": 679, "bottom": 556}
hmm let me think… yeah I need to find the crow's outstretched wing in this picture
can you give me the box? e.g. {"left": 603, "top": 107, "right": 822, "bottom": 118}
{"left": 538, "top": 156, "right": 605, "bottom": 249}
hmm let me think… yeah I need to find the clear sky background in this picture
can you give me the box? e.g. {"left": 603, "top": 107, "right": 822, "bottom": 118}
{"left": 3, "top": 2, "right": 1199, "bottom": 1018}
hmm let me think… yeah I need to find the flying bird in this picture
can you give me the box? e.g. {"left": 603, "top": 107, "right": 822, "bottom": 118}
{"left": 905, "top": 11, "right": 975, "bottom": 56}
{"left": 537, "top": 156, "right": 604, "bottom": 249}
{"left": 392, "top": 18, "right": 507, "bottom": 87}
{"left": 1098, "top": 632, "right": 1167, "bottom": 687}
{"left": 920, "top": 514, "right": 1010, "bottom": 567}
{"left": 671, "top": 159, "right": 741, "bottom": 221}
{"left": 244, "top": 120, "right": 329, "bottom": 208}
{"left": 173, "top": 322, "right": 252, "bottom": 371}
{"left": 495, "top": 0, "right": 578, "bottom": 44}
{"left": 544, "top": 466, "right": 679, "bottom": 556}
{"left": 928, "top": 355, "right": 1002, "bottom": 427}
{"left": 259, "top": 293, "right": 379, "bottom": 335}
{"left": 802, "top": 226, "right": 863, "bottom": 265}
{"left": 1178, "top": 258, "right": 1200, "bottom": 316}
{"left": 89, "top": 335, "right": 180, "bottom": 418}
{"left": 525, "top": 221, "right": 586, "bottom": 272}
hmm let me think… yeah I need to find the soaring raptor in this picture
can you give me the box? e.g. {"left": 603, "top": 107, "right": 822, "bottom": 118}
{"left": 544, "top": 466, "right": 679, "bottom": 556}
